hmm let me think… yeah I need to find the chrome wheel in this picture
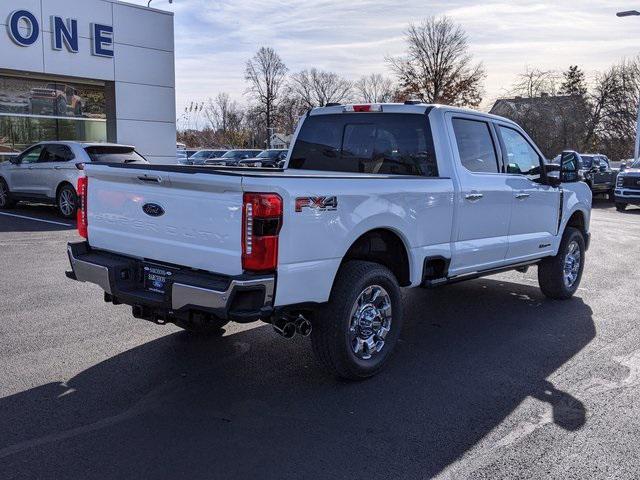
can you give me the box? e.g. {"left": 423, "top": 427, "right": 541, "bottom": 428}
{"left": 349, "top": 285, "right": 392, "bottom": 360}
{"left": 59, "top": 188, "right": 75, "bottom": 217}
{"left": 563, "top": 240, "right": 581, "bottom": 288}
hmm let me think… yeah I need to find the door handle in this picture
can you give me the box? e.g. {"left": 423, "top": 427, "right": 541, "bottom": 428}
{"left": 515, "top": 192, "right": 530, "bottom": 200}
{"left": 465, "top": 192, "right": 484, "bottom": 202}
{"left": 28, "top": 166, "right": 34, "bottom": 170}
{"left": 137, "top": 175, "right": 163, "bottom": 184}
{"left": 54, "top": 166, "right": 61, "bottom": 170}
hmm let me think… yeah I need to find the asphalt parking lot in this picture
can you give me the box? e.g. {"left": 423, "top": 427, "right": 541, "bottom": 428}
{"left": 1, "top": 199, "right": 639, "bottom": 479}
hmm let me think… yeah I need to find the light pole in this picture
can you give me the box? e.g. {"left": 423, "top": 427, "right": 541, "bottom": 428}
{"left": 617, "top": 9, "right": 640, "bottom": 162}
{"left": 148, "top": 0, "right": 173, "bottom": 7}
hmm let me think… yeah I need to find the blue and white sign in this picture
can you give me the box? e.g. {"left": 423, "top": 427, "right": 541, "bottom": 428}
{"left": 7, "top": 10, "right": 114, "bottom": 58}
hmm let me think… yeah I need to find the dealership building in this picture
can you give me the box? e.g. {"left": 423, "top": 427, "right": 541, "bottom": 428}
{"left": 1, "top": 0, "right": 176, "bottom": 163}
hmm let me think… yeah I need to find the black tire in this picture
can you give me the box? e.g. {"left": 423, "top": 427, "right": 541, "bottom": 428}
{"left": 311, "top": 261, "right": 403, "bottom": 380}
{"left": 615, "top": 202, "right": 627, "bottom": 212}
{"left": 0, "top": 178, "right": 16, "bottom": 209}
{"left": 538, "top": 227, "right": 585, "bottom": 300}
{"left": 56, "top": 184, "right": 78, "bottom": 219}
{"left": 172, "top": 315, "right": 229, "bottom": 335}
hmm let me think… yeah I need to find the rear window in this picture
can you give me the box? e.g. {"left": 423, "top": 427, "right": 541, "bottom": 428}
{"left": 84, "top": 146, "right": 147, "bottom": 163}
{"left": 289, "top": 113, "right": 438, "bottom": 176}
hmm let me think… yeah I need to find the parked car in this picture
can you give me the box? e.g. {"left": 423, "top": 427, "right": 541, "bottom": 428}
{"left": 553, "top": 152, "right": 615, "bottom": 197}
{"left": 0, "top": 142, "right": 148, "bottom": 218}
{"left": 29, "top": 84, "right": 85, "bottom": 116}
{"left": 614, "top": 158, "right": 640, "bottom": 211}
{"left": 185, "top": 149, "right": 228, "bottom": 165}
{"left": 237, "top": 149, "right": 289, "bottom": 168}
{"left": 205, "top": 149, "right": 263, "bottom": 166}
{"left": 65, "top": 103, "right": 591, "bottom": 380}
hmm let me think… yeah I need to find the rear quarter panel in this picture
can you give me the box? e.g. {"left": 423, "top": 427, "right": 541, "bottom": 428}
{"left": 241, "top": 174, "right": 454, "bottom": 306}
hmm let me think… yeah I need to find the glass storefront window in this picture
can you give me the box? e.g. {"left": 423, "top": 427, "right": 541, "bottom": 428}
{"left": 0, "top": 75, "right": 106, "bottom": 119}
{"left": 0, "top": 116, "right": 107, "bottom": 153}
{"left": 0, "top": 74, "right": 107, "bottom": 153}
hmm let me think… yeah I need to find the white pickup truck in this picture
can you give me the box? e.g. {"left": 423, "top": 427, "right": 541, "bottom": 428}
{"left": 66, "top": 103, "right": 592, "bottom": 379}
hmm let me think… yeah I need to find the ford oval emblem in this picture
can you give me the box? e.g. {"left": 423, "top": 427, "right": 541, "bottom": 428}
{"left": 142, "top": 203, "right": 165, "bottom": 217}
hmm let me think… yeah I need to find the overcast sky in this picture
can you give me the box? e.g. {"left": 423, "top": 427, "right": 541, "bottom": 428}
{"left": 126, "top": 0, "right": 640, "bottom": 120}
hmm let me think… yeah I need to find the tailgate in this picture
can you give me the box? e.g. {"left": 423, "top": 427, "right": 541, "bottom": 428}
{"left": 84, "top": 164, "right": 244, "bottom": 275}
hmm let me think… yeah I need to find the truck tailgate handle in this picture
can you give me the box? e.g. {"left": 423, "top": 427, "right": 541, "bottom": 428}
{"left": 465, "top": 192, "right": 483, "bottom": 202}
{"left": 137, "top": 175, "right": 163, "bottom": 184}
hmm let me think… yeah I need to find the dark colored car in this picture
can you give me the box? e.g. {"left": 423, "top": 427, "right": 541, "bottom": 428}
{"left": 555, "top": 152, "right": 615, "bottom": 196}
{"left": 578, "top": 154, "right": 616, "bottom": 195}
{"left": 237, "top": 149, "right": 288, "bottom": 168}
{"left": 185, "top": 149, "right": 228, "bottom": 165}
{"left": 206, "top": 149, "right": 263, "bottom": 166}
{"left": 614, "top": 158, "right": 640, "bottom": 211}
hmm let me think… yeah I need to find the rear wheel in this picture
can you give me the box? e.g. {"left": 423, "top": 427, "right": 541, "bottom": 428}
{"left": 56, "top": 184, "right": 77, "bottom": 219}
{"left": 311, "top": 261, "right": 403, "bottom": 380}
{"left": 538, "top": 227, "right": 585, "bottom": 300}
{"left": 615, "top": 202, "right": 627, "bottom": 212}
{"left": 0, "top": 179, "right": 16, "bottom": 209}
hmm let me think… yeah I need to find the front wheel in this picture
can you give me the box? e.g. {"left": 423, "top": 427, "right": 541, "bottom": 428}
{"left": 311, "top": 261, "right": 403, "bottom": 380}
{"left": 57, "top": 184, "right": 77, "bottom": 219}
{"left": 0, "top": 179, "right": 16, "bottom": 209}
{"left": 538, "top": 227, "right": 585, "bottom": 300}
{"left": 615, "top": 202, "right": 627, "bottom": 212}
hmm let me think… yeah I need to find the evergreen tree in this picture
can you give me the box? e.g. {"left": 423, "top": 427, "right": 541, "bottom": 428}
{"left": 560, "top": 65, "right": 587, "bottom": 97}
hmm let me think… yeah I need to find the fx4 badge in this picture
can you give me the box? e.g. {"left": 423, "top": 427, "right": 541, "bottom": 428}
{"left": 295, "top": 196, "right": 338, "bottom": 213}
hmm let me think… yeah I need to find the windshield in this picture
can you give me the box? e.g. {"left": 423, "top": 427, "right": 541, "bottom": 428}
{"left": 579, "top": 155, "right": 594, "bottom": 169}
{"left": 84, "top": 146, "right": 147, "bottom": 163}
{"left": 257, "top": 150, "right": 286, "bottom": 159}
{"left": 631, "top": 159, "right": 640, "bottom": 168}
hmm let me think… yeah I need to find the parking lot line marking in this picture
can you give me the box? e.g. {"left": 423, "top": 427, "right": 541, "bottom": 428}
{"left": 0, "top": 211, "right": 72, "bottom": 227}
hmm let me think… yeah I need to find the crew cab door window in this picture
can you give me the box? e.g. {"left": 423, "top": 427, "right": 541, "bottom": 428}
{"left": 289, "top": 113, "right": 438, "bottom": 176}
{"left": 452, "top": 118, "right": 499, "bottom": 173}
{"left": 39, "top": 145, "right": 74, "bottom": 162}
{"left": 498, "top": 126, "right": 543, "bottom": 180}
{"left": 18, "top": 145, "right": 44, "bottom": 164}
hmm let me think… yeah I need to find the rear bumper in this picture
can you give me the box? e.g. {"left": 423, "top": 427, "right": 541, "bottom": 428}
{"left": 66, "top": 241, "right": 275, "bottom": 323}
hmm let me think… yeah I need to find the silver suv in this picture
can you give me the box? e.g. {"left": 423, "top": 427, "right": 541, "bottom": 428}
{"left": 0, "top": 142, "right": 148, "bottom": 218}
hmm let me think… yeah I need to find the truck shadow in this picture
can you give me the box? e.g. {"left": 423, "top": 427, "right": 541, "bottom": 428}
{"left": 0, "top": 278, "right": 595, "bottom": 479}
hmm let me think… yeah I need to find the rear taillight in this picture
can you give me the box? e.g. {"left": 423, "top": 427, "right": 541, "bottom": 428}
{"left": 77, "top": 176, "right": 88, "bottom": 239}
{"left": 242, "top": 193, "right": 283, "bottom": 272}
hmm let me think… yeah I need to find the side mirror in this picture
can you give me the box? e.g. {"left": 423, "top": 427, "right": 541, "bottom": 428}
{"left": 560, "top": 151, "right": 579, "bottom": 183}
{"left": 620, "top": 162, "right": 627, "bottom": 172}
{"left": 9, "top": 156, "right": 20, "bottom": 165}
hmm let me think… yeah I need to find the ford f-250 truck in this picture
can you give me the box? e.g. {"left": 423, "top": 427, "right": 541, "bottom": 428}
{"left": 66, "top": 103, "right": 592, "bottom": 380}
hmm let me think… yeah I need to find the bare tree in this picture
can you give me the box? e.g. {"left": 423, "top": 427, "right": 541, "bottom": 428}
{"left": 289, "top": 68, "right": 353, "bottom": 109}
{"left": 589, "top": 58, "right": 640, "bottom": 159}
{"left": 510, "top": 68, "right": 559, "bottom": 98}
{"left": 387, "top": 16, "right": 485, "bottom": 107}
{"left": 245, "top": 47, "right": 288, "bottom": 146}
{"left": 354, "top": 73, "right": 395, "bottom": 103}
